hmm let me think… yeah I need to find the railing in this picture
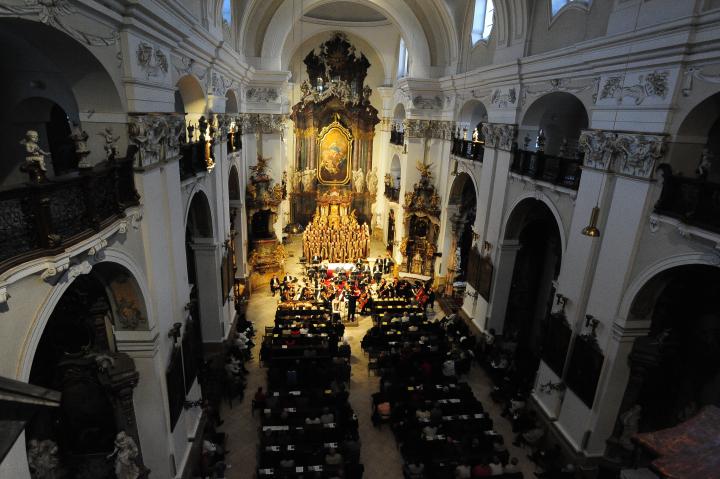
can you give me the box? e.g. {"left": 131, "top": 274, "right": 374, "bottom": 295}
{"left": 451, "top": 139, "right": 484, "bottom": 162}
{"left": 654, "top": 176, "right": 720, "bottom": 233}
{"left": 390, "top": 130, "right": 404, "bottom": 146}
{"left": 0, "top": 159, "right": 140, "bottom": 272}
{"left": 179, "top": 142, "right": 210, "bottom": 180}
{"left": 511, "top": 149, "right": 582, "bottom": 190}
{"left": 384, "top": 187, "right": 400, "bottom": 202}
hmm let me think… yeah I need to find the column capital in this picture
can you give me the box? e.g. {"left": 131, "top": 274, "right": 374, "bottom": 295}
{"left": 579, "top": 129, "right": 667, "bottom": 179}
{"left": 238, "top": 113, "right": 286, "bottom": 134}
{"left": 403, "top": 119, "right": 455, "bottom": 140}
{"left": 480, "top": 123, "right": 518, "bottom": 152}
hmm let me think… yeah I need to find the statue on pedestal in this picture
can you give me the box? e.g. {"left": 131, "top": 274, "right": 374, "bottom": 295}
{"left": 70, "top": 124, "right": 91, "bottom": 168}
{"left": 20, "top": 130, "right": 51, "bottom": 183}
{"left": 99, "top": 127, "right": 120, "bottom": 162}
{"left": 472, "top": 128, "right": 479, "bottom": 143}
{"left": 107, "top": 431, "right": 140, "bottom": 479}
{"left": 353, "top": 168, "right": 365, "bottom": 193}
{"left": 366, "top": 168, "right": 378, "bottom": 196}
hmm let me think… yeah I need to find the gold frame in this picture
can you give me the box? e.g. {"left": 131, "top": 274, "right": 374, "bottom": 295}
{"left": 316, "top": 115, "right": 353, "bottom": 185}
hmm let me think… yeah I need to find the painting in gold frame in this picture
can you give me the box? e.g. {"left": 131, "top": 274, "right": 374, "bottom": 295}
{"left": 317, "top": 116, "right": 353, "bottom": 185}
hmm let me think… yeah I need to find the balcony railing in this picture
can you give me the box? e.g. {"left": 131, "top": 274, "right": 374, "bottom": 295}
{"left": 390, "top": 130, "right": 404, "bottom": 146}
{"left": 0, "top": 159, "right": 140, "bottom": 272}
{"left": 511, "top": 149, "right": 582, "bottom": 190}
{"left": 451, "top": 139, "right": 484, "bottom": 162}
{"left": 384, "top": 187, "right": 400, "bottom": 202}
{"left": 654, "top": 175, "right": 720, "bottom": 233}
{"left": 180, "top": 142, "right": 211, "bottom": 180}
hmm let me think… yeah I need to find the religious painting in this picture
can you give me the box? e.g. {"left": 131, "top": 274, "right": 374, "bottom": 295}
{"left": 542, "top": 312, "right": 572, "bottom": 377}
{"left": 317, "top": 117, "right": 353, "bottom": 185}
{"left": 566, "top": 334, "right": 605, "bottom": 408}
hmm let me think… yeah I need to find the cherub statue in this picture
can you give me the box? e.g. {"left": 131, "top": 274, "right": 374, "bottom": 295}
{"left": 366, "top": 168, "right": 378, "bottom": 196}
{"left": 416, "top": 161, "right": 433, "bottom": 178}
{"left": 20, "top": 130, "right": 51, "bottom": 180}
{"left": 353, "top": 168, "right": 365, "bottom": 193}
{"left": 472, "top": 127, "right": 479, "bottom": 143}
{"left": 98, "top": 126, "right": 120, "bottom": 161}
{"left": 27, "top": 438, "right": 59, "bottom": 479}
{"left": 107, "top": 431, "right": 140, "bottom": 479}
{"left": 70, "top": 124, "right": 90, "bottom": 155}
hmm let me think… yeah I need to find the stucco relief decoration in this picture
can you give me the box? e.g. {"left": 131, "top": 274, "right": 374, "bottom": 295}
{"left": 579, "top": 130, "right": 612, "bottom": 171}
{"left": 173, "top": 56, "right": 207, "bottom": 81}
{"left": 239, "top": 113, "right": 286, "bottom": 134}
{"left": 0, "top": 0, "right": 120, "bottom": 46}
{"left": 247, "top": 87, "right": 279, "bottom": 103}
{"left": 490, "top": 88, "right": 517, "bottom": 108}
{"left": 136, "top": 42, "right": 168, "bottom": 79}
{"left": 599, "top": 71, "right": 670, "bottom": 105}
{"left": 681, "top": 66, "right": 720, "bottom": 96}
{"left": 403, "top": 120, "right": 454, "bottom": 140}
{"left": 412, "top": 95, "right": 443, "bottom": 110}
{"left": 299, "top": 79, "right": 361, "bottom": 106}
{"left": 610, "top": 133, "right": 666, "bottom": 179}
{"left": 520, "top": 77, "right": 600, "bottom": 106}
{"left": 208, "top": 71, "right": 233, "bottom": 96}
{"left": 128, "top": 114, "right": 185, "bottom": 168}
{"left": 481, "top": 123, "right": 517, "bottom": 151}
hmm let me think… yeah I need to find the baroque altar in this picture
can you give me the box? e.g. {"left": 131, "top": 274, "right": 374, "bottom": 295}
{"left": 289, "top": 33, "right": 379, "bottom": 227}
{"left": 400, "top": 162, "right": 442, "bottom": 277}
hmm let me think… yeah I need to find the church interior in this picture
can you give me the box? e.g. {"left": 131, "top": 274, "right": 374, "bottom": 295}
{"left": 2, "top": 1, "right": 720, "bottom": 478}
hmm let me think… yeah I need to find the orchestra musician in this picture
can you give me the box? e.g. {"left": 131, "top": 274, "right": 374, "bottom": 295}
{"left": 270, "top": 274, "right": 280, "bottom": 296}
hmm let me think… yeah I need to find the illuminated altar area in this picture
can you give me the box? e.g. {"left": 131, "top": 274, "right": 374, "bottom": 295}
{"left": 302, "top": 189, "right": 370, "bottom": 263}
{"left": 289, "top": 33, "right": 380, "bottom": 228}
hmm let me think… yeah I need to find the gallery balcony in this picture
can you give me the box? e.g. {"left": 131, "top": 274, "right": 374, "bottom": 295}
{"left": 389, "top": 130, "right": 404, "bottom": 146}
{"left": 0, "top": 158, "right": 140, "bottom": 273}
{"left": 385, "top": 187, "right": 400, "bottom": 202}
{"left": 451, "top": 139, "right": 484, "bottom": 163}
{"left": 654, "top": 175, "right": 720, "bottom": 234}
{"left": 510, "top": 149, "right": 582, "bottom": 190}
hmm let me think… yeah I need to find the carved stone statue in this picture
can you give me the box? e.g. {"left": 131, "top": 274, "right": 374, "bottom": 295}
{"left": 618, "top": 405, "right": 642, "bottom": 451}
{"left": 292, "top": 170, "right": 303, "bottom": 192}
{"left": 696, "top": 147, "right": 713, "bottom": 180}
{"left": 20, "top": 130, "right": 51, "bottom": 182}
{"left": 70, "top": 124, "right": 91, "bottom": 168}
{"left": 472, "top": 127, "right": 479, "bottom": 143}
{"left": 27, "top": 439, "right": 59, "bottom": 479}
{"left": 107, "top": 431, "right": 140, "bottom": 479}
{"left": 366, "top": 168, "right": 378, "bottom": 196}
{"left": 98, "top": 126, "right": 120, "bottom": 162}
{"left": 302, "top": 168, "right": 315, "bottom": 192}
{"left": 353, "top": 168, "right": 365, "bottom": 193}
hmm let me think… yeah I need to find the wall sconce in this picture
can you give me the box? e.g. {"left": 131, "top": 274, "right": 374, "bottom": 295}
{"left": 585, "top": 314, "right": 600, "bottom": 337}
{"left": 539, "top": 381, "right": 566, "bottom": 394}
{"left": 581, "top": 206, "right": 601, "bottom": 237}
{"left": 168, "top": 322, "right": 182, "bottom": 345}
{"left": 556, "top": 293, "right": 568, "bottom": 312}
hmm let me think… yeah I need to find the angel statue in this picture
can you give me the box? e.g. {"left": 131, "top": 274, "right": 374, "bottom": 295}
{"left": 20, "top": 130, "right": 51, "bottom": 183}
{"left": 366, "top": 168, "right": 378, "bottom": 196}
{"left": 99, "top": 126, "right": 120, "bottom": 161}
{"left": 353, "top": 168, "right": 365, "bottom": 193}
{"left": 107, "top": 431, "right": 140, "bottom": 479}
{"left": 416, "top": 161, "right": 433, "bottom": 178}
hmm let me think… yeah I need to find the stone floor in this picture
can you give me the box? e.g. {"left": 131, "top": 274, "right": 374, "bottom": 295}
{"left": 220, "top": 235, "right": 537, "bottom": 478}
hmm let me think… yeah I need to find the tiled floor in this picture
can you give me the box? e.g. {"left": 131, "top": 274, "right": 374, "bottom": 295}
{"left": 220, "top": 235, "right": 536, "bottom": 478}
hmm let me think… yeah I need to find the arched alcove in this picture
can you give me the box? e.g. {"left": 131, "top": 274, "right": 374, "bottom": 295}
{"left": 446, "top": 172, "right": 478, "bottom": 282}
{"left": 457, "top": 99, "right": 489, "bottom": 137}
{"left": 614, "top": 264, "right": 720, "bottom": 436}
{"left": 25, "top": 263, "right": 149, "bottom": 477}
{"left": 229, "top": 165, "right": 241, "bottom": 201}
{"left": 495, "top": 198, "right": 563, "bottom": 387}
{"left": 670, "top": 92, "right": 720, "bottom": 181}
{"left": 387, "top": 154, "right": 402, "bottom": 200}
{"left": 225, "top": 89, "right": 239, "bottom": 114}
{"left": 520, "top": 92, "right": 589, "bottom": 156}
{"left": 176, "top": 75, "right": 207, "bottom": 115}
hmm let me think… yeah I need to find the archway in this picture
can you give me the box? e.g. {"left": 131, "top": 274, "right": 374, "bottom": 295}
{"left": 457, "top": 99, "right": 488, "bottom": 139}
{"left": 387, "top": 154, "right": 402, "bottom": 201}
{"left": 225, "top": 89, "right": 239, "bottom": 114}
{"left": 496, "top": 198, "right": 562, "bottom": 387}
{"left": 614, "top": 264, "right": 720, "bottom": 435}
{"left": 185, "top": 190, "right": 222, "bottom": 344}
{"left": 446, "top": 172, "right": 478, "bottom": 283}
{"left": 520, "top": 92, "right": 588, "bottom": 156}
{"left": 176, "top": 75, "right": 207, "bottom": 133}
{"left": 0, "top": 18, "right": 124, "bottom": 186}
{"left": 25, "top": 263, "right": 149, "bottom": 477}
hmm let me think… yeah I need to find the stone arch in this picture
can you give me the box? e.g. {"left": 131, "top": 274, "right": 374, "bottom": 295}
{"left": 19, "top": 249, "right": 153, "bottom": 381}
{"left": 229, "top": 165, "right": 241, "bottom": 201}
{"left": 667, "top": 91, "right": 720, "bottom": 180}
{"left": 185, "top": 189, "right": 215, "bottom": 239}
{"left": 446, "top": 172, "right": 479, "bottom": 282}
{"left": 176, "top": 74, "right": 207, "bottom": 115}
{"left": 520, "top": 91, "right": 589, "bottom": 156}
{"left": 225, "top": 89, "right": 239, "bottom": 113}
{"left": 393, "top": 102, "right": 406, "bottom": 120}
{"left": 260, "top": 0, "right": 433, "bottom": 76}
{"left": 502, "top": 192, "right": 567, "bottom": 253}
{"left": 389, "top": 153, "right": 402, "bottom": 188}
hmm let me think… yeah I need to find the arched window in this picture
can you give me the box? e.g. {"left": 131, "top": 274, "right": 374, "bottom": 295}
{"left": 397, "top": 38, "right": 409, "bottom": 79}
{"left": 222, "top": 0, "right": 232, "bottom": 25}
{"left": 471, "top": 0, "right": 494, "bottom": 44}
{"left": 551, "top": 0, "right": 591, "bottom": 16}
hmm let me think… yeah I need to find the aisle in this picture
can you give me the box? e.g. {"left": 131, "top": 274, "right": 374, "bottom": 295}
{"left": 221, "top": 235, "right": 535, "bottom": 478}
